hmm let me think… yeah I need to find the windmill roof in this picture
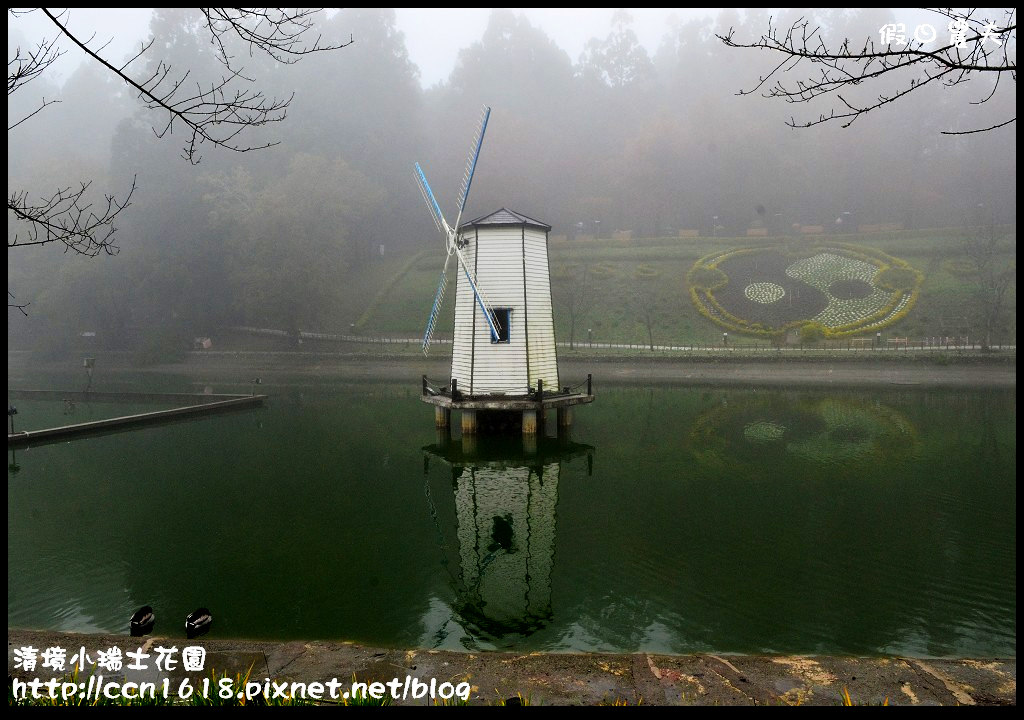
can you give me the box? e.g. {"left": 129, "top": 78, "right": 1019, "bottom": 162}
{"left": 460, "top": 208, "right": 551, "bottom": 231}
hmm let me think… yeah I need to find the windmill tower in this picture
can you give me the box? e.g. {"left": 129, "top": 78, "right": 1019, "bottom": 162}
{"left": 416, "top": 107, "right": 593, "bottom": 436}
{"left": 450, "top": 208, "right": 557, "bottom": 396}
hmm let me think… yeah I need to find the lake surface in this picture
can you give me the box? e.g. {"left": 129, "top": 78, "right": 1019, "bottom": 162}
{"left": 7, "top": 377, "right": 1016, "bottom": 658}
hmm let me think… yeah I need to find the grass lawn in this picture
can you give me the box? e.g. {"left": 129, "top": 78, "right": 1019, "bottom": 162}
{"left": 350, "top": 228, "right": 1015, "bottom": 347}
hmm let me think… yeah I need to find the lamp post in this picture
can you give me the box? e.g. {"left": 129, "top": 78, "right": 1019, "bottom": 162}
{"left": 876, "top": 331, "right": 881, "bottom": 350}
{"left": 83, "top": 357, "right": 95, "bottom": 393}
{"left": 588, "top": 328, "right": 593, "bottom": 348}
{"left": 9, "top": 404, "right": 24, "bottom": 473}
{"left": 723, "top": 332, "right": 728, "bottom": 348}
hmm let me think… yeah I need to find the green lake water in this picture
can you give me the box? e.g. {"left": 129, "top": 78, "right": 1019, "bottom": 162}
{"left": 7, "top": 378, "right": 1016, "bottom": 657}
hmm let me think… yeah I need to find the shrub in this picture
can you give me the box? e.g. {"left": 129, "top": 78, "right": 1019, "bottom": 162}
{"left": 799, "top": 322, "right": 827, "bottom": 344}
{"left": 634, "top": 264, "right": 660, "bottom": 280}
{"left": 687, "top": 265, "right": 727, "bottom": 290}
{"left": 943, "top": 257, "right": 979, "bottom": 277}
{"left": 876, "top": 266, "right": 919, "bottom": 291}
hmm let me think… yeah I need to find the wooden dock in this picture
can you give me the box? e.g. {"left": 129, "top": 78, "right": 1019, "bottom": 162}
{"left": 7, "top": 392, "right": 266, "bottom": 448}
{"left": 420, "top": 375, "right": 594, "bottom": 435}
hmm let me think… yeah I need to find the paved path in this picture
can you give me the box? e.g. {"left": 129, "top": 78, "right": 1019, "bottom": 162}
{"left": 576, "top": 360, "right": 1017, "bottom": 389}
{"left": 250, "top": 326, "right": 1016, "bottom": 353}
{"left": 8, "top": 350, "right": 1015, "bottom": 390}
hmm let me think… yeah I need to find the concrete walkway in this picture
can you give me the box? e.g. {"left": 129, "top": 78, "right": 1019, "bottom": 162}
{"left": 242, "top": 326, "right": 1017, "bottom": 353}
{"left": 8, "top": 630, "right": 1015, "bottom": 706}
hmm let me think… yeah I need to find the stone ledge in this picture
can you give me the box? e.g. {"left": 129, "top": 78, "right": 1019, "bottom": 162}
{"left": 7, "top": 630, "right": 1015, "bottom": 706}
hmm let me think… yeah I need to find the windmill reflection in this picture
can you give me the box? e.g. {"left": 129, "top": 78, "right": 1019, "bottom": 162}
{"left": 422, "top": 433, "right": 592, "bottom": 646}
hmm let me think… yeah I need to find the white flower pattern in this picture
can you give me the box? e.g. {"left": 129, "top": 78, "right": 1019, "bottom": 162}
{"left": 785, "top": 252, "right": 890, "bottom": 328}
{"left": 744, "top": 282, "right": 786, "bottom": 304}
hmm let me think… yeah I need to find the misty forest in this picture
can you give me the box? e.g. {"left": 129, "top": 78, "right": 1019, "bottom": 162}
{"left": 7, "top": 8, "right": 1017, "bottom": 358}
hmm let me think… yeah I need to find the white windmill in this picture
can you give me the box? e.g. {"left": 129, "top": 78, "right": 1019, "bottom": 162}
{"left": 416, "top": 106, "right": 593, "bottom": 436}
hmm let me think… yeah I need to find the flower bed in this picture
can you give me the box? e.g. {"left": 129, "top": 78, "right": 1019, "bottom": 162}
{"left": 744, "top": 282, "right": 786, "bottom": 304}
{"left": 687, "top": 243, "right": 923, "bottom": 338}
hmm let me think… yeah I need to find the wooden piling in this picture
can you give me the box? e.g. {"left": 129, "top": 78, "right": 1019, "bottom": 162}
{"left": 522, "top": 409, "right": 538, "bottom": 435}
{"left": 557, "top": 406, "right": 573, "bottom": 428}
{"left": 435, "top": 406, "right": 450, "bottom": 428}
{"left": 522, "top": 433, "right": 537, "bottom": 455}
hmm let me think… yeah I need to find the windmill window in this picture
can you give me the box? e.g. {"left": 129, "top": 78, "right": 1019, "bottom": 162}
{"left": 489, "top": 308, "right": 511, "bottom": 343}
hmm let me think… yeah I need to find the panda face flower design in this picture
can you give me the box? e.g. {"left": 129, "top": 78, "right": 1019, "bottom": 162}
{"left": 690, "top": 244, "right": 918, "bottom": 334}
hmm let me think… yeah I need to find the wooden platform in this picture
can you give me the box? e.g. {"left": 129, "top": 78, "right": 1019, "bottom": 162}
{"left": 420, "top": 373, "right": 594, "bottom": 410}
{"left": 8, "top": 392, "right": 266, "bottom": 448}
{"left": 420, "top": 375, "right": 594, "bottom": 435}
{"left": 420, "top": 391, "right": 593, "bottom": 411}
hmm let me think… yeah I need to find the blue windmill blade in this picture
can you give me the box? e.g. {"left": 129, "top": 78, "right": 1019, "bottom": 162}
{"left": 462, "top": 264, "right": 502, "bottom": 343}
{"left": 452, "top": 106, "right": 490, "bottom": 232}
{"left": 415, "top": 172, "right": 442, "bottom": 235}
{"left": 414, "top": 162, "right": 450, "bottom": 237}
{"left": 414, "top": 105, "right": 499, "bottom": 351}
{"left": 422, "top": 255, "right": 452, "bottom": 354}
{"left": 453, "top": 245, "right": 502, "bottom": 343}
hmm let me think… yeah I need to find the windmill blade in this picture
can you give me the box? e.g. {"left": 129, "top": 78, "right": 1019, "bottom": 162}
{"left": 453, "top": 244, "right": 502, "bottom": 343}
{"left": 415, "top": 171, "right": 443, "bottom": 235}
{"left": 414, "top": 105, "right": 498, "bottom": 350}
{"left": 414, "top": 162, "right": 452, "bottom": 238}
{"left": 422, "top": 256, "right": 452, "bottom": 354}
{"left": 456, "top": 106, "right": 491, "bottom": 217}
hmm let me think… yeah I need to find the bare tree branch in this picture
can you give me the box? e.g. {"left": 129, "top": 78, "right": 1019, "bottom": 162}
{"left": 8, "top": 176, "right": 137, "bottom": 256}
{"left": 941, "top": 117, "right": 1016, "bottom": 135}
{"left": 7, "top": 95, "right": 60, "bottom": 130}
{"left": 7, "top": 22, "right": 65, "bottom": 95}
{"left": 7, "top": 20, "right": 66, "bottom": 129}
{"left": 199, "top": 8, "right": 353, "bottom": 70}
{"left": 8, "top": 291, "right": 30, "bottom": 317}
{"left": 40, "top": 7, "right": 307, "bottom": 164}
{"left": 719, "top": 8, "right": 1016, "bottom": 134}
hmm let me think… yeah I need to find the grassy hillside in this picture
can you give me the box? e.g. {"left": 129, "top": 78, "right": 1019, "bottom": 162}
{"left": 353, "top": 228, "right": 1015, "bottom": 347}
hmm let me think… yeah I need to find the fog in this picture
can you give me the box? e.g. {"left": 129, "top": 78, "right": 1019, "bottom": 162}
{"left": 7, "top": 8, "right": 1016, "bottom": 354}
